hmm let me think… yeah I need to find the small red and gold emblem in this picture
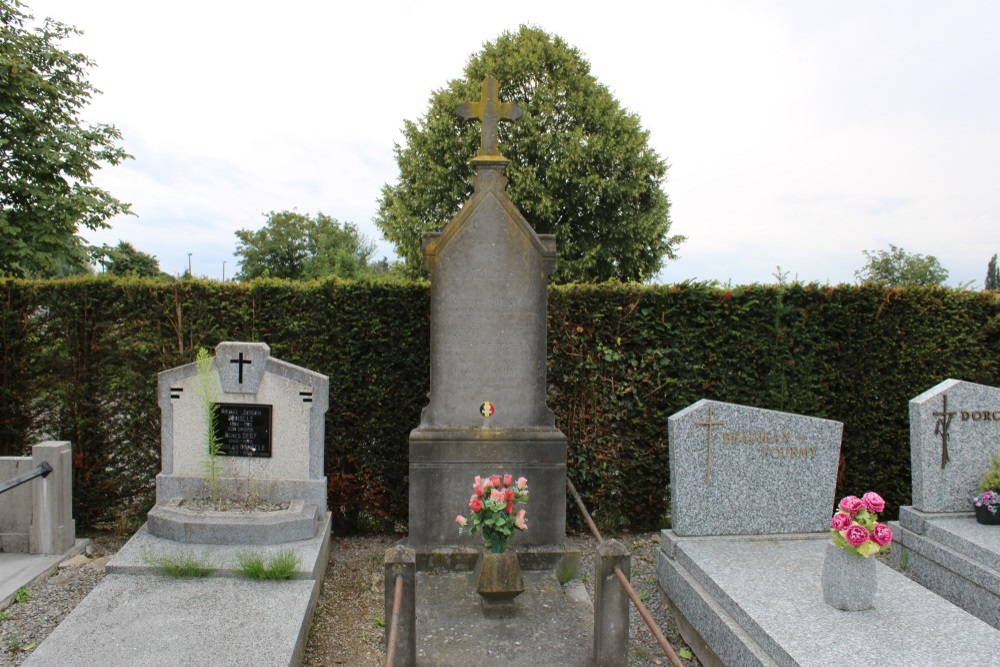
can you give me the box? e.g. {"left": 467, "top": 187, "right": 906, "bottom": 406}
{"left": 480, "top": 401, "right": 495, "bottom": 417}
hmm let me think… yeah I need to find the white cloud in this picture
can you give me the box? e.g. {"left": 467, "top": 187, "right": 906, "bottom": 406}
{"left": 26, "top": 0, "right": 1000, "bottom": 286}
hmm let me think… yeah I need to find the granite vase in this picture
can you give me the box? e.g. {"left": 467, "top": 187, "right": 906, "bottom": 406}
{"left": 974, "top": 504, "right": 1000, "bottom": 525}
{"left": 821, "top": 542, "right": 877, "bottom": 611}
{"left": 475, "top": 550, "right": 524, "bottom": 617}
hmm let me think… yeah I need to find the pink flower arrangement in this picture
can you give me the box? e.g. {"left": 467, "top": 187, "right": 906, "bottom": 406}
{"left": 973, "top": 490, "right": 999, "bottom": 515}
{"left": 455, "top": 473, "right": 529, "bottom": 553}
{"left": 830, "top": 492, "right": 892, "bottom": 558}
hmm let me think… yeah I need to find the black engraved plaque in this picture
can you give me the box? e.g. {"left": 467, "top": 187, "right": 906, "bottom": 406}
{"left": 213, "top": 403, "right": 272, "bottom": 457}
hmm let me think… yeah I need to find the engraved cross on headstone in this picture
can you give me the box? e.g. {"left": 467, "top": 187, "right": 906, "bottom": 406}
{"left": 695, "top": 405, "right": 724, "bottom": 484}
{"left": 933, "top": 394, "right": 955, "bottom": 468}
{"left": 456, "top": 76, "right": 523, "bottom": 159}
{"left": 230, "top": 352, "right": 252, "bottom": 385}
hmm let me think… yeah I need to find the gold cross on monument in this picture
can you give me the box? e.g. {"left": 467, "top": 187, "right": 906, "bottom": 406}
{"left": 695, "top": 405, "right": 724, "bottom": 484}
{"left": 456, "top": 76, "right": 523, "bottom": 160}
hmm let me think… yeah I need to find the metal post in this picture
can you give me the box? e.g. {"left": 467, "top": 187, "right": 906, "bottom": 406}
{"left": 383, "top": 545, "right": 416, "bottom": 667}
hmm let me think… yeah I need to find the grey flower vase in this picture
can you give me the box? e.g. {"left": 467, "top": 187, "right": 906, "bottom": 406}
{"left": 821, "top": 542, "right": 877, "bottom": 611}
{"left": 475, "top": 550, "right": 524, "bottom": 617}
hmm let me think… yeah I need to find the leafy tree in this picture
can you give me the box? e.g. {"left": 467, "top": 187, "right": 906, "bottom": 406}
{"left": 854, "top": 245, "right": 949, "bottom": 287}
{"left": 0, "top": 0, "right": 131, "bottom": 277}
{"left": 234, "top": 210, "right": 377, "bottom": 281}
{"left": 986, "top": 254, "right": 999, "bottom": 291}
{"left": 93, "top": 241, "right": 164, "bottom": 278}
{"left": 376, "top": 25, "right": 683, "bottom": 283}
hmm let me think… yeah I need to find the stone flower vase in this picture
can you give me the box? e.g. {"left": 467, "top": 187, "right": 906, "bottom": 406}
{"left": 475, "top": 549, "right": 524, "bottom": 617}
{"left": 821, "top": 542, "right": 877, "bottom": 611}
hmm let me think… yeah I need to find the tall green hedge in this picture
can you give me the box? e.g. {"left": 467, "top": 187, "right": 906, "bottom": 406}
{"left": 1, "top": 278, "right": 997, "bottom": 533}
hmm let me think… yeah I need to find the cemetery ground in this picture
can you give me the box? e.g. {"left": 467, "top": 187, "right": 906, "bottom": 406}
{"left": 1, "top": 529, "right": 698, "bottom": 667}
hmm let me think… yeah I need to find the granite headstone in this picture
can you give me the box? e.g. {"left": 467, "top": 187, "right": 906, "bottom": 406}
{"left": 407, "top": 77, "right": 567, "bottom": 557}
{"left": 668, "top": 399, "right": 842, "bottom": 536}
{"left": 658, "top": 397, "right": 1000, "bottom": 665}
{"left": 890, "top": 378, "right": 1000, "bottom": 629}
{"left": 909, "top": 378, "right": 1000, "bottom": 513}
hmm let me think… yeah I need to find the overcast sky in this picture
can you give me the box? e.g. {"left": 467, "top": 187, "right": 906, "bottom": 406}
{"left": 26, "top": 0, "right": 1000, "bottom": 286}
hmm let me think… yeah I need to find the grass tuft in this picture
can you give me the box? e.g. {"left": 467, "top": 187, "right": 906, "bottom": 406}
{"left": 236, "top": 548, "right": 300, "bottom": 580}
{"left": 143, "top": 549, "right": 214, "bottom": 578}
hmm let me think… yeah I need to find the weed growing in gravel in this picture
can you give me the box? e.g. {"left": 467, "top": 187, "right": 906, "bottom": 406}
{"left": 13, "top": 587, "right": 30, "bottom": 604}
{"left": 0, "top": 609, "right": 11, "bottom": 621}
{"left": 142, "top": 549, "right": 214, "bottom": 578}
{"left": 6, "top": 635, "right": 36, "bottom": 653}
{"left": 236, "top": 549, "right": 300, "bottom": 580}
{"left": 631, "top": 645, "right": 651, "bottom": 663}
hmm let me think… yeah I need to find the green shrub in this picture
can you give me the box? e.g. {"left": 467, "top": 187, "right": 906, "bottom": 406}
{"left": 979, "top": 453, "right": 1000, "bottom": 494}
{"left": 1, "top": 277, "right": 998, "bottom": 533}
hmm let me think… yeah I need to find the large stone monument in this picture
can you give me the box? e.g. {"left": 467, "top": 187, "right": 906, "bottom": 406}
{"left": 407, "top": 77, "right": 567, "bottom": 563}
{"left": 891, "top": 378, "right": 1000, "bottom": 629}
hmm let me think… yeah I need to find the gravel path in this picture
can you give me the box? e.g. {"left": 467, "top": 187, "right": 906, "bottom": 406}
{"left": 0, "top": 537, "right": 121, "bottom": 667}
{"left": 2, "top": 531, "right": 699, "bottom": 666}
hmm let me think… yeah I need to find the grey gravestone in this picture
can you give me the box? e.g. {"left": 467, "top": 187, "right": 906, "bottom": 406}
{"left": 668, "top": 399, "right": 842, "bottom": 536}
{"left": 909, "top": 378, "right": 1000, "bottom": 512}
{"left": 408, "top": 77, "right": 567, "bottom": 555}
{"left": 658, "top": 397, "right": 1000, "bottom": 664}
{"left": 890, "top": 378, "right": 1000, "bottom": 629}
{"left": 151, "top": 341, "right": 329, "bottom": 543}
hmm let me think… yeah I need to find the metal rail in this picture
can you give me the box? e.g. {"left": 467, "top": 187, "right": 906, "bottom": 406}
{"left": 385, "top": 573, "right": 404, "bottom": 667}
{"left": 567, "top": 479, "right": 686, "bottom": 667}
{"left": 0, "top": 461, "right": 53, "bottom": 496}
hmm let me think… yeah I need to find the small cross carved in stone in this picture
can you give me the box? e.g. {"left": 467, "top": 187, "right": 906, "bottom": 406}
{"left": 456, "top": 76, "right": 523, "bottom": 159}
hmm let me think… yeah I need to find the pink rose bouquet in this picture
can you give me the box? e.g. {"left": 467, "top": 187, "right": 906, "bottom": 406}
{"left": 830, "top": 492, "right": 891, "bottom": 558}
{"left": 455, "top": 473, "right": 529, "bottom": 553}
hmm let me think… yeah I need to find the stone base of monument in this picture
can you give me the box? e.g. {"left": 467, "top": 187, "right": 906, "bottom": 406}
{"left": 21, "top": 514, "right": 331, "bottom": 667}
{"left": 889, "top": 505, "right": 1000, "bottom": 629}
{"left": 656, "top": 531, "right": 1000, "bottom": 666}
{"left": 147, "top": 498, "right": 320, "bottom": 545}
{"left": 412, "top": 542, "right": 579, "bottom": 574}
{"left": 415, "top": 568, "right": 593, "bottom": 665}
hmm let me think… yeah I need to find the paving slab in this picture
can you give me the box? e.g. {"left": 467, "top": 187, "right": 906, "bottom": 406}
{"left": 0, "top": 539, "right": 88, "bottom": 609}
{"left": 415, "top": 570, "right": 593, "bottom": 666}
{"left": 657, "top": 532, "right": 1000, "bottom": 667}
{"left": 20, "top": 516, "right": 330, "bottom": 667}
{"left": 22, "top": 574, "right": 317, "bottom": 667}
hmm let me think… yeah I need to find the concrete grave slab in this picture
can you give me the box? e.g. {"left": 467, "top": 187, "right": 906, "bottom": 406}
{"left": 657, "top": 534, "right": 1000, "bottom": 666}
{"left": 22, "top": 574, "right": 321, "bottom": 667}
